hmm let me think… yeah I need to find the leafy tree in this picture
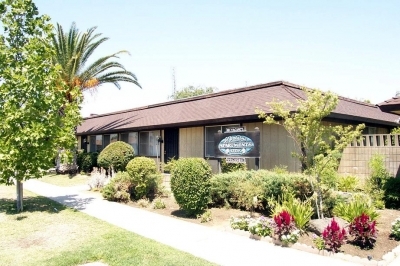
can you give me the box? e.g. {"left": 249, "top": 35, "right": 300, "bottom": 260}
{"left": 52, "top": 22, "right": 141, "bottom": 102}
{"left": 170, "top": 85, "right": 217, "bottom": 100}
{"left": 256, "top": 87, "right": 365, "bottom": 218}
{"left": 0, "top": 0, "right": 81, "bottom": 211}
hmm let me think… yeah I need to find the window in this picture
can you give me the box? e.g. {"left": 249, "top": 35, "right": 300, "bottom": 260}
{"left": 103, "top": 135, "right": 110, "bottom": 147}
{"left": 205, "top": 124, "right": 239, "bottom": 157}
{"left": 95, "top": 135, "right": 103, "bottom": 152}
{"left": 139, "top": 130, "right": 160, "bottom": 156}
{"left": 110, "top": 133, "right": 118, "bottom": 143}
{"left": 120, "top": 132, "right": 138, "bottom": 154}
{"left": 89, "top": 135, "right": 103, "bottom": 152}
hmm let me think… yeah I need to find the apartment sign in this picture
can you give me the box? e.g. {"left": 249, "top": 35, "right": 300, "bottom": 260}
{"left": 214, "top": 131, "right": 260, "bottom": 158}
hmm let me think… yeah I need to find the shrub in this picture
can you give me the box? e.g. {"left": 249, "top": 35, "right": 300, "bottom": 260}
{"left": 384, "top": 177, "right": 400, "bottom": 209}
{"left": 152, "top": 198, "right": 166, "bottom": 209}
{"left": 333, "top": 193, "right": 379, "bottom": 222}
{"left": 348, "top": 213, "right": 377, "bottom": 249}
{"left": 221, "top": 158, "right": 246, "bottom": 173}
{"left": 170, "top": 158, "right": 212, "bottom": 216}
{"left": 163, "top": 157, "right": 177, "bottom": 173}
{"left": 101, "top": 172, "right": 132, "bottom": 202}
{"left": 390, "top": 218, "right": 400, "bottom": 240}
{"left": 137, "top": 198, "right": 150, "bottom": 208}
{"left": 269, "top": 192, "right": 313, "bottom": 232}
{"left": 77, "top": 150, "right": 98, "bottom": 173}
{"left": 97, "top": 141, "right": 134, "bottom": 172}
{"left": 232, "top": 176, "right": 264, "bottom": 211}
{"left": 88, "top": 169, "right": 107, "bottom": 190}
{"left": 230, "top": 215, "right": 251, "bottom": 231}
{"left": 197, "top": 210, "right": 213, "bottom": 223}
{"left": 248, "top": 216, "right": 272, "bottom": 237}
{"left": 322, "top": 218, "right": 347, "bottom": 253}
{"left": 271, "top": 210, "right": 299, "bottom": 245}
{"left": 271, "top": 165, "right": 288, "bottom": 174}
{"left": 312, "top": 234, "right": 325, "bottom": 251}
{"left": 366, "top": 154, "right": 391, "bottom": 207}
{"left": 126, "top": 157, "right": 158, "bottom": 199}
{"left": 337, "top": 175, "right": 359, "bottom": 192}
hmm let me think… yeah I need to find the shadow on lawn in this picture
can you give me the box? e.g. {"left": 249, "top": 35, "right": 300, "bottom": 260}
{"left": 0, "top": 194, "right": 96, "bottom": 215}
{"left": 0, "top": 195, "right": 67, "bottom": 215}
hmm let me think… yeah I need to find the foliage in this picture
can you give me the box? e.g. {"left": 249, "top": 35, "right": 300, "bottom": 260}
{"left": 88, "top": 170, "right": 107, "bottom": 190}
{"left": 312, "top": 234, "right": 326, "bottom": 251}
{"left": 230, "top": 215, "right": 251, "bottom": 231}
{"left": 0, "top": 0, "right": 82, "bottom": 187}
{"left": 232, "top": 176, "right": 264, "bottom": 211}
{"left": 271, "top": 165, "right": 288, "bottom": 174}
{"left": 170, "top": 85, "right": 217, "bottom": 100}
{"left": 209, "top": 170, "right": 314, "bottom": 211}
{"left": 170, "top": 158, "right": 212, "bottom": 216}
{"left": 126, "top": 157, "right": 158, "bottom": 199}
{"left": 333, "top": 193, "right": 379, "bottom": 222}
{"left": 337, "top": 175, "right": 359, "bottom": 192}
{"left": 248, "top": 216, "right": 272, "bottom": 237}
{"left": 197, "top": 210, "right": 213, "bottom": 223}
{"left": 271, "top": 210, "right": 299, "bottom": 245}
{"left": 220, "top": 158, "right": 246, "bottom": 173}
{"left": 384, "top": 177, "right": 400, "bottom": 209}
{"left": 97, "top": 141, "right": 134, "bottom": 173}
{"left": 318, "top": 160, "right": 339, "bottom": 189}
{"left": 152, "top": 198, "right": 166, "bottom": 209}
{"left": 390, "top": 218, "right": 400, "bottom": 240}
{"left": 101, "top": 172, "right": 131, "bottom": 202}
{"left": 163, "top": 157, "right": 177, "bottom": 173}
{"left": 322, "top": 218, "right": 347, "bottom": 253}
{"left": 269, "top": 192, "right": 314, "bottom": 231}
{"left": 257, "top": 87, "right": 365, "bottom": 219}
{"left": 137, "top": 198, "right": 150, "bottom": 208}
{"left": 366, "top": 154, "right": 391, "bottom": 208}
{"left": 77, "top": 151, "right": 98, "bottom": 173}
{"left": 391, "top": 127, "right": 400, "bottom": 134}
{"left": 52, "top": 22, "right": 140, "bottom": 102}
{"left": 348, "top": 213, "right": 377, "bottom": 249}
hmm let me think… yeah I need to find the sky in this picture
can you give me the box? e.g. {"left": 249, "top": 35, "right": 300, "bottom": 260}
{"left": 34, "top": 0, "right": 400, "bottom": 117}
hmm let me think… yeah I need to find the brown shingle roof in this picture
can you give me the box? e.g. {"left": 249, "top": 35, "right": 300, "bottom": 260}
{"left": 76, "top": 81, "right": 399, "bottom": 135}
{"left": 377, "top": 96, "right": 400, "bottom": 115}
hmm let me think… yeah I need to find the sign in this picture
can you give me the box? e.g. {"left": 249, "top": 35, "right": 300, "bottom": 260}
{"left": 225, "top": 126, "right": 246, "bottom": 133}
{"left": 226, "top": 157, "right": 246, "bottom": 164}
{"left": 214, "top": 131, "right": 260, "bottom": 158}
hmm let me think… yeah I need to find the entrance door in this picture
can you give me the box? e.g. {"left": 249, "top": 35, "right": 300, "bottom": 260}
{"left": 164, "top": 128, "right": 179, "bottom": 163}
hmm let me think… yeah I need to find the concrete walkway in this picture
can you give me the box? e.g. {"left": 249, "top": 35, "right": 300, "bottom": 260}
{"left": 24, "top": 180, "right": 398, "bottom": 266}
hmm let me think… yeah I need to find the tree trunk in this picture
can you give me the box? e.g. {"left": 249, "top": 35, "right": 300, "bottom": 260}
{"left": 16, "top": 180, "right": 23, "bottom": 212}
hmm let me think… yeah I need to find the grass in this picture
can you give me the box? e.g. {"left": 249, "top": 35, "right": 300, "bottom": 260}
{"left": 0, "top": 185, "right": 216, "bottom": 266}
{"left": 40, "top": 173, "right": 90, "bottom": 187}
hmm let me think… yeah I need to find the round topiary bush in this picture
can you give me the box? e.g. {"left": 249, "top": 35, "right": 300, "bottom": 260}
{"left": 97, "top": 141, "right": 134, "bottom": 172}
{"left": 170, "top": 158, "right": 212, "bottom": 216}
{"left": 126, "top": 157, "right": 158, "bottom": 199}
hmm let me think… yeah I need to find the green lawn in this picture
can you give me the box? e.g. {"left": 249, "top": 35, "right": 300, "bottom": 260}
{"left": 0, "top": 185, "right": 216, "bottom": 266}
{"left": 40, "top": 173, "right": 90, "bottom": 187}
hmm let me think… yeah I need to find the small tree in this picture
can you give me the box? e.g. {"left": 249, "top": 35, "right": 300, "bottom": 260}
{"left": 170, "top": 85, "right": 217, "bottom": 100}
{"left": 0, "top": 0, "right": 81, "bottom": 211}
{"left": 256, "top": 87, "right": 365, "bottom": 218}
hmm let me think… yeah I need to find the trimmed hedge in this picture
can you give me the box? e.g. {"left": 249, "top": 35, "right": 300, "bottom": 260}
{"left": 97, "top": 141, "right": 134, "bottom": 172}
{"left": 126, "top": 157, "right": 158, "bottom": 199}
{"left": 209, "top": 170, "right": 314, "bottom": 211}
{"left": 171, "top": 158, "right": 212, "bottom": 216}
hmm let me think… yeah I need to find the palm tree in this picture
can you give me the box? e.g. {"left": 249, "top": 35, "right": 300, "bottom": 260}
{"left": 52, "top": 22, "right": 141, "bottom": 173}
{"left": 52, "top": 22, "right": 141, "bottom": 103}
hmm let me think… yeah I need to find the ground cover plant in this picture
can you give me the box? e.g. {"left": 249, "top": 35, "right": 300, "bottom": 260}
{"left": 0, "top": 185, "right": 215, "bottom": 266}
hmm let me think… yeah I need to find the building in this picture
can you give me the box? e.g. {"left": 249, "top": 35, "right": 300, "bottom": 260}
{"left": 76, "top": 81, "right": 399, "bottom": 173}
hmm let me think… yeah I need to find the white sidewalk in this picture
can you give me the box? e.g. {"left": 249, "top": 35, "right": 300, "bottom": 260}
{"left": 24, "top": 179, "right": 397, "bottom": 266}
